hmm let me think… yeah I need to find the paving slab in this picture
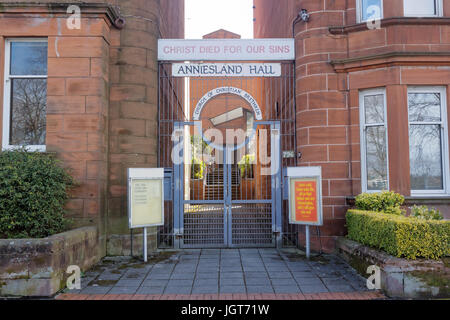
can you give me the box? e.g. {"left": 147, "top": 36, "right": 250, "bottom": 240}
{"left": 220, "top": 272, "right": 244, "bottom": 278}
{"left": 108, "top": 287, "right": 139, "bottom": 295}
{"left": 267, "top": 272, "right": 294, "bottom": 279}
{"left": 136, "top": 287, "right": 165, "bottom": 295}
{"left": 220, "top": 278, "right": 245, "bottom": 286}
{"left": 246, "top": 286, "right": 274, "bottom": 293}
{"left": 80, "top": 286, "right": 112, "bottom": 294}
{"left": 116, "top": 279, "right": 143, "bottom": 287}
{"left": 194, "top": 279, "right": 219, "bottom": 286}
{"left": 62, "top": 249, "right": 368, "bottom": 297}
{"left": 273, "top": 285, "right": 301, "bottom": 294}
{"left": 220, "top": 266, "right": 243, "bottom": 272}
{"left": 167, "top": 279, "right": 194, "bottom": 287}
{"left": 271, "top": 278, "right": 297, "bottom": 286}
{"left": 220, "top": 286, "right": 246, "bottom": 293}
{"left": 170, "top": 272, "right": 196, "bottom": 279}
{"left": 326, "top": 284, "right": 355, "bottom": 293}
{"left": 295, "top": 278, "right": 324, "bottom": 286}
{"left": 300, "top": 284, "right": 329, "bottom": 294}
{"left": 245, "top": 277, "right": 271, "bottom": 285}
{"left": 142, "top": 279, "right": 169, "bottom": 287}
{"left": 244, "top": 271, "right": 269, "bottom": 278}
{"left": 195, "top": 272, "right": 219, "bottom": 279}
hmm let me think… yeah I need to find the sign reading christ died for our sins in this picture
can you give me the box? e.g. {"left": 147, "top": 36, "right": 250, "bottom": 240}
{"left": 158, "top": 39, "right": 295, "bottom": 61}
{"left": 288, "top": 167, "right": 323, "bottom": 226}
{"left": 128, "top": 168, "right": 164, "bottom": 228}
{"left": 172, "top": 63, "right": 281, "bottom": 77}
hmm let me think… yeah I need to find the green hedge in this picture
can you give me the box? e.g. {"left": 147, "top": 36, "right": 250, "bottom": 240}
{"left": 355, "top": 191, "right": 405, "bottom": 215}
{"left": 346, "top": 209, "right": 450, "bottom": 260}
{"left": 0, "top": 150, "right": 75, "bottom": 239}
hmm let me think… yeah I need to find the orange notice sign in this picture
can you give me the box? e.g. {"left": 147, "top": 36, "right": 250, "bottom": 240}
{"left": 293, "top": 180, "right": 318, "bottom": 223}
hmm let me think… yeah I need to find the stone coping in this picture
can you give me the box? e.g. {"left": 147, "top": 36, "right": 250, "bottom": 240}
{"left": 0, "top": 2, "right": 121, "bottom": 26}
{"left": 329, "top": 17, "right": 450, "bottom": 35}
{"left": 0, "top": 226, "right": 98, "bottom": 255}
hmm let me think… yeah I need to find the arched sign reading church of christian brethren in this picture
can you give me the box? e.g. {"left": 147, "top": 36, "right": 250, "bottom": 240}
{"left": 193, "top": 86, "right": 262, "bottom": 121}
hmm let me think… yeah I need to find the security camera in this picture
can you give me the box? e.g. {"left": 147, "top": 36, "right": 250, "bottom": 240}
{"left": 300, "top": 9, "right": 310, "bottom": 22}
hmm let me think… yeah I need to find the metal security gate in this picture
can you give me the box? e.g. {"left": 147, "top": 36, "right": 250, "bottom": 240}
{"left": 172, "top": 121, "right": 281, "bottom": 248}
{"left": 157, "top": 62, "right": 298, "bottom": 249}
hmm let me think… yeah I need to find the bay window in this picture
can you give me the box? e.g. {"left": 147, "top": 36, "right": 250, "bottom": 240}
{"left": 408, "top": 87, "right": 449, "bottom": 195}
{"left": 2, "top": 39, "right": 48, "bottom": 151}
{"left": 404, "top": 0, "right": 443, "bottom": 17}
{"left": 360, "top": 89, "right": 389, "bottom": 192}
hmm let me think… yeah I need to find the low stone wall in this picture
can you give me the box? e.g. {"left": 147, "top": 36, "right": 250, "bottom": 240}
{"left": 336, "top": 237, "right": 449, "bottom": 299}
{"left": 0, "top": 226, "right": 102, "bottom": 297}
{"left": 106, "top": 227, "right": 157, "bottom": 256}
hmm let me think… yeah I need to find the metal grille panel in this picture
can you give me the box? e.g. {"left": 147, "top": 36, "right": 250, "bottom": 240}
{"left": 183, "top": 204, "right": 225, "bottom": 247}
{"left": 231, "top": 204, "right": 273, "bottom": 246}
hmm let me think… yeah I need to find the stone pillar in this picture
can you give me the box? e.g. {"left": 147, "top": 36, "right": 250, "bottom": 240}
{"left": 107, "top": 0, "right": 161, "bottom": 255}
{"left": 295, "top": 0, "right": 349, "bottom": 252}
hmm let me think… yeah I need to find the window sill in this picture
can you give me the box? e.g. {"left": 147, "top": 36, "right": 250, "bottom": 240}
{"left": 2, "top": 146, "right": 47, "bottom": 153}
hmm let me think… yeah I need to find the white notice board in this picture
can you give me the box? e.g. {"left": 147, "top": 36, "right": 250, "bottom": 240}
{"left": 128, "top": 168, "right": 164, "bottom": 228}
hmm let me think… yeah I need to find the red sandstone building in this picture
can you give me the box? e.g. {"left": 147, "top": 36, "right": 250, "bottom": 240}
{"left": 0, "top": 0, "right": 449, "bottom": 255}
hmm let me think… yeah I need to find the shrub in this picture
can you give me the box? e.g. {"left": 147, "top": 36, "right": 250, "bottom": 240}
{"left": 346, "top": 209, "right": 450, "bottom": 260}
{"left": 355, "top": 191, "right": 405, "bottom": 215}
{"left": 0, "top": 150, "right": 75, "bottom": 239}
{"left": 190, "top": 135, "right": 211, "bottom": 157}
{"left": 191, "top": 157, "right": 206, "bottom": 179}
{"left": 238, "top": 154, "right": 255, "bottom": 179}
{"left": 411, "top": 205, "right": 443, "bottom": 221}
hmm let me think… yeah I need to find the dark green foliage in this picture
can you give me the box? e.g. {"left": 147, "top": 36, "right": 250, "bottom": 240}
{"left": 0, "top": 150, "right": 75, "bottom": 239}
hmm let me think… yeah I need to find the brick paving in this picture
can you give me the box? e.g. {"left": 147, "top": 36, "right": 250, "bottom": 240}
{"left": 57, "top": 248, "right": 383, "bottom": 300}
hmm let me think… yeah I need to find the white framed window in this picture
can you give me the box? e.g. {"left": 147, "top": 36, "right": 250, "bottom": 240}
{"left": 408, "top": 87, "right": 449, "bottom": 196}
{"left": 2, "top": 39, "right": 48, "bottom": 152}
{"left": 360, "top": 88, "right": 389, "bottom": 192}
{"left": 357, "top": 0, "right": 383, "bottom": 23}
{"left": 404, "top": 0, "right": 443, "bottom": 17}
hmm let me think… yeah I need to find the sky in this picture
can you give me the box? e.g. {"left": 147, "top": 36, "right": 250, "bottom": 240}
{"left": 185, "top": 0, "right": 254, "bottom": 39}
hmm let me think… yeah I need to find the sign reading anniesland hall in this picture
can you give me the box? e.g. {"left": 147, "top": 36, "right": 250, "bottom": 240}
{"left": 158, "top": 39, "right": 295, "bottom": 61}
{"left": 172, "top": 63, "right": 281, "bottom": 77}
